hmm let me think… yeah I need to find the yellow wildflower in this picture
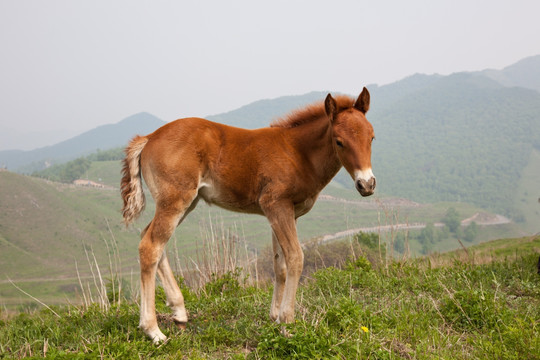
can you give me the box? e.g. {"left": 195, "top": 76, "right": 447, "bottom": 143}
{"left": 361, "top": 326, "right": 369, "bottom": 333}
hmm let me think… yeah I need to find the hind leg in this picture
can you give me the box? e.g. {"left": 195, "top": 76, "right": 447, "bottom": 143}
{"left": 156, "top": 198, "right": 199, "bottom": 329}
{"left": 157, "top": 252, "right": 188, "bottom": 328}
{"left": 138, "top": 191, "right": 197, "bottom": 343}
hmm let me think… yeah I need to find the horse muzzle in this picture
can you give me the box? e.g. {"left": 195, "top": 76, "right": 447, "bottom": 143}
{"left": 355, "top": 176, "right": 376, "bottom": 197}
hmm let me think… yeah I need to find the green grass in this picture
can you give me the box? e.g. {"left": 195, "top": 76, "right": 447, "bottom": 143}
{"left": 1, "top": 237, "right": 539, "bottom": 359}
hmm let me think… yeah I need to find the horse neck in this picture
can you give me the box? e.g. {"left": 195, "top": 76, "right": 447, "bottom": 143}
{"left": 288, "top": 117, "right": 342, "bottom": 187}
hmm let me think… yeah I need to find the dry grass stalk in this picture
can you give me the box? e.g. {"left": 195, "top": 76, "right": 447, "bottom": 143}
{"left": 76, "top": 218, "right": 130, "bottom": 310}
{"left": 172, "top": 213, "right": 258, "bottom": 291}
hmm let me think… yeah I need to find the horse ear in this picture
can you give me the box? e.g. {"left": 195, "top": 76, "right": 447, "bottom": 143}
{"left": 354, "top": 87, "right": 370, "bottom": 114}
{"left": 325, "top": 93, "right": 338, "bottom": 123}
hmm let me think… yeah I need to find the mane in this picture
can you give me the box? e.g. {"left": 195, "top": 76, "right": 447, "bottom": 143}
{"left": 270, "top": 95, "right": 355, "bottom": 128}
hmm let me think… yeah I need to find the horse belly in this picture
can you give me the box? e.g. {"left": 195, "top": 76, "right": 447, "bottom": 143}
{"left": 294, "top": 196, "right": 317, "bottom": 218}
{"left": 197, "top": 181, "right": 263, "bottom": 215}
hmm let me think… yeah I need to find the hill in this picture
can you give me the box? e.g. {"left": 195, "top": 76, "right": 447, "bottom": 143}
{"left": 0, "top": 93, "right": 327, "bottom": 172}
{"left": 1, "top": 168, "right": 522, "bottom": 308}
{"left": 0, "top": 171, "right": 139, "bottom": 279}
{"left": 206, "top": 91, "right": 327, "bottom": 129}
{"left": 0, "top": 112, "right": 165, "bottom": 172}
{"left": 359, "top": 72, "right": 540, "bottom": 223}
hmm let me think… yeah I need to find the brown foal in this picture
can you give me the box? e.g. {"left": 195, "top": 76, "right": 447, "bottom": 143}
{"left": 121, "top": 88, "right": 376, "bottom": 342}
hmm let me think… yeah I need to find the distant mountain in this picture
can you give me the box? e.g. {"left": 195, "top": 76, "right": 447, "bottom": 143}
{"left": 350, "top": 71, "right": 540, "bottom": 221}
{"left": 0, "top": 93, "right": 330, "bottom": 172}
{"left": 479, "top": 55, "right": 540, "bottom": 93}
{"left": 0, "top": 112, "right": 165, "bottom": 172}
{"left": 207, "top": 91, "right": 327, "bottom": 129}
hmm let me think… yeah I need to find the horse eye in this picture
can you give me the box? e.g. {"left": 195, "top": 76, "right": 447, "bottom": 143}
{"left": 336, "top": 139, "right": 344, "bottom": 148}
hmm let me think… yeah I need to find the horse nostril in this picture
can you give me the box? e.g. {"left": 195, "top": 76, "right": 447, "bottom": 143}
{"left": 355, "top": 179, "right": 364, "bottom": 192}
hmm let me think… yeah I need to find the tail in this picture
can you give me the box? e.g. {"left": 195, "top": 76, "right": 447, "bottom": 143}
{"left": 121, "top": 135, "right": 149, "bottom": 225}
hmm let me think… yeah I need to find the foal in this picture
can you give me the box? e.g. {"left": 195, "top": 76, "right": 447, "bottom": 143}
{"left": 121, "top": 88, "right": 376, "bottom": 342}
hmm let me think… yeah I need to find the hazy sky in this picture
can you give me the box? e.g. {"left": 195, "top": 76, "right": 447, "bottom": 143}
{"left": 1, "top": 0, "right": 539, "bottom": 150}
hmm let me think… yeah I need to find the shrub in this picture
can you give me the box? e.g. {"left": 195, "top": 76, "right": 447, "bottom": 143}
{"left": 442, "top": 207, "right": 460, "bottom": 233}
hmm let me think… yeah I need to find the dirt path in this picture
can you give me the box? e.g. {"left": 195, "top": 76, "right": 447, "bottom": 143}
{"left": 319, "top": 213, "right": 511, "bottom": 243}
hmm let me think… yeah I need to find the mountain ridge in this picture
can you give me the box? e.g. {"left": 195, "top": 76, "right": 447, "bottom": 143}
{"left": 2, "top": 55, "right": 539, "bottom": 172}
{"left": 479, "top": 54, "right": 540, "bottom": 93}
{"left": 0, "top": 112, "right": 165, "bottom": 172}
{"left": 1, "top": 56, "right": 539, "bottom": 225}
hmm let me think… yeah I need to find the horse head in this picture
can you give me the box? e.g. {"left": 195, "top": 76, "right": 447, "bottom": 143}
{"left": 325, "top": 87, "right": 376, "bottom": 197}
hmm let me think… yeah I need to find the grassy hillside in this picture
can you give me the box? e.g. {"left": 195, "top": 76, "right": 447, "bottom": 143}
{"left": 0, "top": 171, "right": 138, "bottom": 276}
{"left": 514, "top": 149, "right": 540, "bottom": 234}
{"left": 1, "top": 168, "right": 524, "bottom": 310}
{"left": 0, "top": 170, "right": 141, "bottom": 307}
{"left": 434, "top": 234, "right": 540, "bottom": 264}
{"left": 1, "top": 235, "right": 539, "bottom": 359}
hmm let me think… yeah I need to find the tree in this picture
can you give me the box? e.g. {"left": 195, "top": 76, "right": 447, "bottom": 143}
{"left": 419, "top": 222, "right": 436, "bottom": 244}
{"left": 421, "top": 241, "right": 433, "bottom": 255}
{"left": 443, "top": 207, "right": 461, "bottom": 233}
{"left": 463, "top": 221, "right": 479, "bottom": 242}
{"left": 393, "top": 233, "right": 405, "bottom": 254}
{"left": 60, "top": 158, "right": 91, "bottom": 183}
{"left": 354, "top": 232, "right": 378, "bottom": 250}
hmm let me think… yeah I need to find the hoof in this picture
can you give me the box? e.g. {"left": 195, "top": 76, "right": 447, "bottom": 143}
{"left": 142, "top": 327, "right": 167, "bottom": 344}
{"left": 280, "top": 326, "right": 292, "bottom": 338}
{"left": 151, "top": 332, "right": 168, "bottom": 344}
{"left": 174, "top": 320, "right": 188, "bottom": 330}
{"left": 152, "top": 335, "right": 168, "bottom": 345}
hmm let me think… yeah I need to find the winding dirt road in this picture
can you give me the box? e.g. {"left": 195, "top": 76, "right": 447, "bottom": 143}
{"left": 319, "top": 212, "right": 511, "bottom": 243}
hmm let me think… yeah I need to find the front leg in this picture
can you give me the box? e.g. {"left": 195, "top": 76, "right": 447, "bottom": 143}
{"left": 264, "top": 202, "right": 304, "bottom": 324}
{"left": 269, "top": 232, "right": 286, "bottom": 321}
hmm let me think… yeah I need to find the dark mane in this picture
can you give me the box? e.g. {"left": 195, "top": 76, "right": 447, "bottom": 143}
{"left": 270, "top": 95, "right": 355, "bottom": 128}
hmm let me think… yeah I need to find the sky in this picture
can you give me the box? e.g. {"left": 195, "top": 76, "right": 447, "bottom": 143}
{"left": 1, "top": 0, "right": 539, "bottom": 150}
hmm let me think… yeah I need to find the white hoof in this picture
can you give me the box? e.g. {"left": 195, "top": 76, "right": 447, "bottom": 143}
{"left": 145, "top": 328, "right": 167, "bottom": 344}
{"left": 280, "top": 326, "right": 292, "bottom": 338}
{"left": 172, "top": 307, "right": 188, "bottom": 323}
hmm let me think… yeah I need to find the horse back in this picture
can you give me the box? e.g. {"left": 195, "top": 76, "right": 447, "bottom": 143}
{"left": 139, "top": 117, "right": 307, "bottom": 215}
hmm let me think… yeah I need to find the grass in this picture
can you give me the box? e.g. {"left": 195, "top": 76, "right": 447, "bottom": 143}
{"left": 1, "top": 235, "right": 539, "bottom": 359}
